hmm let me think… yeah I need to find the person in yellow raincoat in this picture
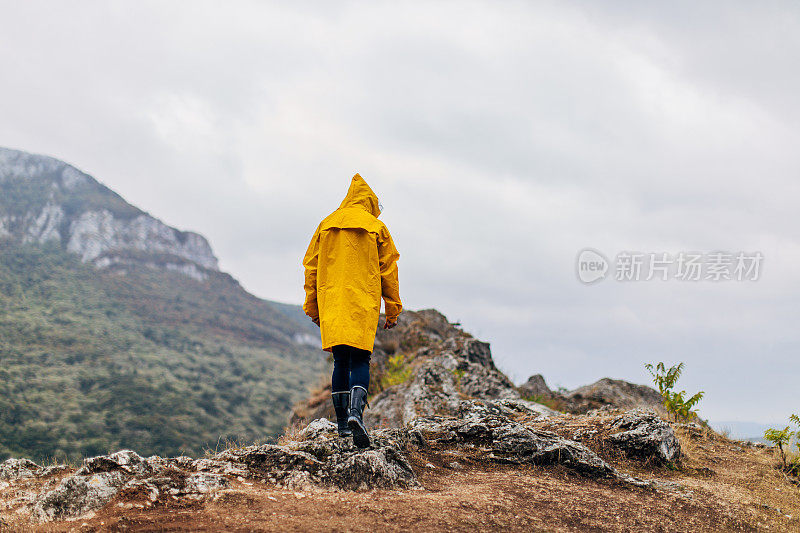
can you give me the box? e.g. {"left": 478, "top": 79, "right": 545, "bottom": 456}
{"left": 302, "top": 173, "right": 402, "bottom": 448}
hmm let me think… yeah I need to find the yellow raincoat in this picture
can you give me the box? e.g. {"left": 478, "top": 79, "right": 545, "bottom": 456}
{"left": 302, "top": 174, "right": 402, "bottom": 353}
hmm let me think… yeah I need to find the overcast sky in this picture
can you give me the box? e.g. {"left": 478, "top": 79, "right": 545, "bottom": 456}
{"left": 1, "top": 1, "right": 798, "bottom": 425}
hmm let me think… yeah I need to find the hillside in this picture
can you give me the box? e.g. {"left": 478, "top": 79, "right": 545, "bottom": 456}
{"left": 0, "top": 147, "right": 327, "bottom": 462}
{"left": 0, "top": 310, "right": 797, "bottom": 532}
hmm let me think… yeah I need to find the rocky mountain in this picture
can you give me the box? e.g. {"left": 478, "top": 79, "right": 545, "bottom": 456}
{"left": 1, "top": 309, "right": 796, "bottom": 531}
{"left": 0, "top": 147, "right": 327, "bottom": 462}
{"left": 0, "top": 147, "right": 217, "bottom": 280}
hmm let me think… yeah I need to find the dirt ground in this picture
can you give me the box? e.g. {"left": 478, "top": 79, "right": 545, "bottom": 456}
{"left": 13, "top": 426, "right": 796, "bottom": 533}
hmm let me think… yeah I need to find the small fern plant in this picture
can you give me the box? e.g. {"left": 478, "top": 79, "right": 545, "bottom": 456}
{"left": 765, "top": 414, "right": 800, "bottom": 473}
{"left": 764, "top": 425, "right": 794, "bottom": 469}
{"left": 645, "top": 362, "right": 704, "bottom": 422}
{"left": 776, "top": 414, "right": 800, "bottom": 476}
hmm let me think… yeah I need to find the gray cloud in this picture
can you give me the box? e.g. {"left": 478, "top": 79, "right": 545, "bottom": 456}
{"left": 0, "top": 0, "right": 797, "bottom": 424}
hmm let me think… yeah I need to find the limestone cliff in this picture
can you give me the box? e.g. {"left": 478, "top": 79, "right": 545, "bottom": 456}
{"left": 0, "top": 147, "right": 218, "bottom": 280}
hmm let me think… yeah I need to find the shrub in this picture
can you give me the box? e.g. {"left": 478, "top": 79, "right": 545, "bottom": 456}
{"left": 645, "top": 362, "right": 704, "bottom": 422}
{"left": 765, "top": 413, "right": 799, "bottom": 474}
{"left": 381, "top": 353, "right": 413, "bottom": 388}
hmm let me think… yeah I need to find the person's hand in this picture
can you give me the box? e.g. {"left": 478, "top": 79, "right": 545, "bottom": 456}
{"left": 383, "top": 318, "right": 397, "bottom": 329}
{"left": 312, "top": 317, "right": 320, "bottom": 327}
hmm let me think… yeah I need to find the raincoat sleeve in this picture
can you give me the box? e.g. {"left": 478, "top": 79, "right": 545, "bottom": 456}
{"left": 302, "top": 228, "right": 320, "bottom": 320}
{"left": 378, "top": 226, "right": 402, "bottom": 321}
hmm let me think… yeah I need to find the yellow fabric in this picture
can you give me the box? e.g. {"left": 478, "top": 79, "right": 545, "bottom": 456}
{"left": 302, "top": 174, "right": 402, "bottom": 353}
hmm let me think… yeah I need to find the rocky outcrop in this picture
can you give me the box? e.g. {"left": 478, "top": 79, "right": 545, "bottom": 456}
{"left": 15, "top": 427, "right": 418, "bottom": 521}
{"left": 609, "top": 409, "right": 681, "bottom": 464}
{"left": 290, "top": 310, "right": 683, "bottom": 465}
{"left": 291, "top": 309, "right": 558, "bottom": 430}
{"left": 196, "top": 420, "right": 418, "bottom": 492}
{"left": 22, "top": 201, "right": 64, "bottom": 244}
{"left": 409, "top": 400, "right": 616, "bottom": 477}
{"left": 0, "top": 458, "right": 68, "bottom": 483}
{"left": 367, "top": 336, "right": 556, "bottom": 429}
{"left": 0, "top": 458, "right": 41, "bottom": 480}
{"left": 0, "top": 146, "right": 218, "bottom": 280}
{"left": 533, "top": 408, "right": 683, "bottom": 468}
{"left": 291, "top": 310, "right": 668, "bottom": 441}
{"left": 2, "top": 399, "right": 687, "bottom": 523}
{"left": 30, "top": 450, "right": 228, "bottom": 522}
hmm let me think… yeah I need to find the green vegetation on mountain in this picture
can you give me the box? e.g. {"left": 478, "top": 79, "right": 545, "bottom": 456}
{"left": 0, "top": 241, "right": 326, "bottom": 463}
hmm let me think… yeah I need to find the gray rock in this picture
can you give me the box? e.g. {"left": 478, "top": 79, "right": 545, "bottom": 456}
{"left": 298, "top": 418, "right": 338, "bottom": 440}
{"left": 182, "top": 473, "right": 228, "bottom": 494}
{"left": 22, "top": 202, "right": 63, "bottom": 244}
{"left": 0, "top": 458, "right": 41, "bottom": 480}
{"left": 325, "top": 447, "right": 417, "bottom": 490}
{"left": 76, "top": 449, "right": 153, "bottom": 476}
{"left": 212, "top": 444, "right": 324, "bottom": 482}
{"left": 32, "top": 471, "right": 127, "bottom": 521}
{"left": 29, "top": 449, "right": 231, "bottom": 522}
{"left": 210, "top": 424, "right": 419, "bottom": 491}
{"left": 608, "top": 409, "right": 681, "bottom": 463}
{"left": 367, "top": 335, "right": 544, "bottom": 428}
{"left": 123, "top": 471, "right": 228, "bottom": 503}
{"left": 459, "top": 398, "right": 557, "bottom": 419}
{"left": 31, "top": 450, "right": 158, "bottom": 521}
{"left": 409, "top": 407, "right": 616, "bottom": 480}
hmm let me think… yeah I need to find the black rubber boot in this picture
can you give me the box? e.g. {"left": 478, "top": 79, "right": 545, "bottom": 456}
{"left": 331, "top": 391, "right": 352, "bottom": 437}
{"left": 347, "top": 385, "right": 371, "bottom": 448}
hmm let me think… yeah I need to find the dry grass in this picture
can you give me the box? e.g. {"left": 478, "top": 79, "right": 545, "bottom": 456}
{"left": 202, "top": 435, "right": 261, "bottom": 457}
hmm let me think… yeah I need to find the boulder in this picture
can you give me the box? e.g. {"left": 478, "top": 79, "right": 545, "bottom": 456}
{"left": 407, "top": 400, "right": 669, "bottom": 485}
{"left": 0, "top": 458, "right": 41, "bottom": 480}
{"left": 367, "top": 335, "right": 551, "bottom": 428}
{"left": 33, "top": 470, "right": 128, "bottom": 522}
{"left": 197, "top": 423, "right": 419, "bottom": 491}
{"left": 30, "top": 450, "right": 228, "bottom": 521}
{"left": 608, "top": 409, "right": 681, "bottom": 463}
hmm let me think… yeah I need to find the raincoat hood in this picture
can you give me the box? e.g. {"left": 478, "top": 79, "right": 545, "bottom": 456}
{"left": 338, "top": 174, "right": 381, "bottom": 218}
